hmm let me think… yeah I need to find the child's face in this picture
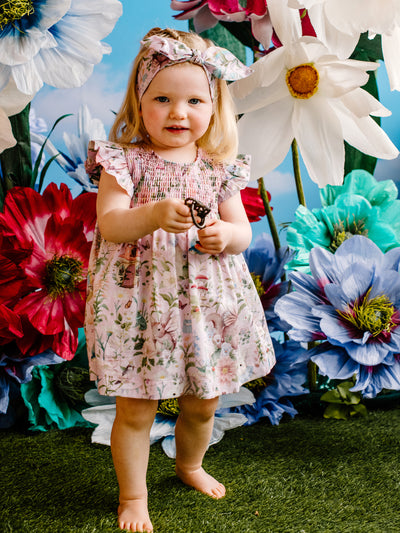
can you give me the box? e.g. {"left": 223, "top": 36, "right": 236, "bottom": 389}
{"left": 140, "top": 62, "right": 213, "bottom": 161}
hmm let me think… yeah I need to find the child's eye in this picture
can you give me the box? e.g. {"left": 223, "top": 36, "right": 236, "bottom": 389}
{"left": 155, "top": 96, "right": 169, "bottom": 103}
{"left": 188, "top": 98, "right": 201, "bottom": 105}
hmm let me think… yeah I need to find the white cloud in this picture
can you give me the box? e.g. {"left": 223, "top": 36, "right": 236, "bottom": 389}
{"left": 249, "top": 169, "right": 297, "bottom": 197}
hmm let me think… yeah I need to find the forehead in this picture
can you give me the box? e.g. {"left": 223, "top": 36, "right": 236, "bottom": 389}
{"left": 147, "top": 62, "right": 211, "bottom": 94}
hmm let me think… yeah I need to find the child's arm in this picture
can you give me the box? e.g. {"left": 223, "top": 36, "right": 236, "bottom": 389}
{"left": 96, "top": 171, "right": 194, "bottom": 243}
{"left": 196, "top": 193, "right": 252, "bottom": 255}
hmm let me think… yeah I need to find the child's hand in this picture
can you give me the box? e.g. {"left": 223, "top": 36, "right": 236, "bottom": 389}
{"left": 153, "top": 198, "right": 194, "bottom": 233}
{"left": 196, "top": 219, "right": 233, "bottom": 255}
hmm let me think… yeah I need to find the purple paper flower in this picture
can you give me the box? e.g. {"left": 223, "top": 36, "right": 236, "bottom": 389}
{"left": 243, "top": 233, "right": 294, "bottom": 332}
{"left": 275, "top": 235, "right": 400, "bottom": 397}
{"left": 233, "top": 339, "right": 310, "bottom": 425}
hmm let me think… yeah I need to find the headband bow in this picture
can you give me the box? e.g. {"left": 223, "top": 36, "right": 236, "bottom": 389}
{"left": 137, "top": 35, "right": 252, "bottom": 100}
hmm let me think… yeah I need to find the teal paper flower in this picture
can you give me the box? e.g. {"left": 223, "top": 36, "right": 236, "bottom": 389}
{"left": 287, "top": 170, "right": 400, "bottom": 272}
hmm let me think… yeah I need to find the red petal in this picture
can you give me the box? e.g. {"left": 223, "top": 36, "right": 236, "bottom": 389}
{"left": 14, "top": 291, "right": 65, "bottom": 335}
{"left": 42, "top": 182, "right": 72, "bottom": 220}
{"left": 0, "top": 304, "right": 23, "bottom": 344}
{"left": 70, "top": 192, "right": 97, "bottom": 239}
{"left": 240, "top": 187, "right": 270, "bottom": 222}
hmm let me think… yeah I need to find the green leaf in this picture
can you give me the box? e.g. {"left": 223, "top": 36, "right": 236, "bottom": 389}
{"left": 32, "top": 113, "right": 72, "bottom": 188}
{"left": 0, "top": 104, "right": 32, "bottom": 209}
{"left": 189, "top": 20, "right": 248, "bottom": 63}
{"left": 323, "top": 403, "right": 351, "bottom": 420}
{"left": 345, "top": 33, "right": 383, "bottom": 176}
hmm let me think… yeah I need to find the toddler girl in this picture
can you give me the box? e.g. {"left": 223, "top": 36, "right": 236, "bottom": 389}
{"left": 85, "top": 27, "right": 275, "bottom": 533}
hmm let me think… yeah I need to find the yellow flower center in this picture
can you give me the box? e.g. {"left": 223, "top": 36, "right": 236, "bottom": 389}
{"left": 0, "top": 0, "right": 34, "bottom": 29}
{"left": 338, "top": 290, "right": 396, "bottom": 337}
{"left": 286, "top": 64, "right": 319, "bottom": 99}
{"left": 45, "top": 255, "right": 83, "bottom": 299}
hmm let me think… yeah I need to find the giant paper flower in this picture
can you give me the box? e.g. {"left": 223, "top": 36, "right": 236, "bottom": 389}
{"left": 289, "top": 0, "right": 400, "bottom": 90}
{"left": 275, "top": 236, "right": 400, "bottom": 397}
{"left": 286, "top": 171, "right": 400, "bottom": 271}
{"left": 0, "top": 0, "right": 122, "bottom": 95}
{"left": 30, "top": 105, "right": 105, "bottom": 193}
{"left": 230, "top": 36, "right": 399, "bottom": 186}
{"left": 0, "top": 183, "right": 97, "bottom": 360}
{"left": 233, "top": 339, "right": 310, "bottom": 425}
{"left": 243, "top": 233, "right": 293, "bottom": 331}
{"left": 171, "top": 0, "right": 273, "bottom": 48}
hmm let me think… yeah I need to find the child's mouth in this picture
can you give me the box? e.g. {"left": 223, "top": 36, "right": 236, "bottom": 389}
{"left": 166, "top": 126, "right": 188, "bottom": 133}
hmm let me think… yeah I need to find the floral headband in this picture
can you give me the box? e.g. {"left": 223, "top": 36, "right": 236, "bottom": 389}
{"left": 136, "top": 35, "right": 253, "bottom": 101}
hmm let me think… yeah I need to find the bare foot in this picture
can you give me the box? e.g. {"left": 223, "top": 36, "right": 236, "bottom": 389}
{"left": 118, "top": 498, "right": 153, "bottom": 532}
{"left": 175, "top": 465, "right": 226, "bottom": 499}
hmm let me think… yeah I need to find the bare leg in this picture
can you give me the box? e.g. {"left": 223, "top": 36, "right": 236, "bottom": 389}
{"left": 111, "top": 397, "right": 158, "bottom": 532}
{"left": 175, "top": 395, "right": 225, "bottom": 499}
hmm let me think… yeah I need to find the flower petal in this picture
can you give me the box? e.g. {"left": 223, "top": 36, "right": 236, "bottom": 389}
{"left": 237, "top": 99, "right": 294, "bottom": 179}
{"left": 293, "top": 97, "right": 345, "bottom": 186}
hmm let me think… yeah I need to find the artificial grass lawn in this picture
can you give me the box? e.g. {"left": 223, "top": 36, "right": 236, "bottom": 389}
{"left": 2, "top": 404, "right": 400, "bottom": 533}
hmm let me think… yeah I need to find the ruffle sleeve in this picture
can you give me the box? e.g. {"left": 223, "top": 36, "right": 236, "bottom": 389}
{"left": 218, "top": 154, "right": 251, "bottom": 204}
{"left": 85, "top": 140, "right": 134, "bottom": 197}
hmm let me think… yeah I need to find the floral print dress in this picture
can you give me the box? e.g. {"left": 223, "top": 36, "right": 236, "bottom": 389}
{"left": 85, "top": 140, "right": 275, "bottom": 399}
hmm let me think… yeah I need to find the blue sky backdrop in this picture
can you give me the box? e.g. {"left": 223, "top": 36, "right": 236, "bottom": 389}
{"left": 32, "top": 0, "right": 400, "bottom": 242}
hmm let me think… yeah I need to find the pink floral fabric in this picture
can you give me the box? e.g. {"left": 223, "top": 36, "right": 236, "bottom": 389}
{"left": 85, "top": 140, "right": 275, "bottom": 399}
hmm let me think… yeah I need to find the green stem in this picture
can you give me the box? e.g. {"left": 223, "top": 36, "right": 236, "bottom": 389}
{"left": 291, "top": 139, "right": 306, "bottom": 207}
{"left": 257, "top": 177, "right": 280, "bottom": 251}
{"left": 307, "top": 359, "right": 318, "bottom": 392}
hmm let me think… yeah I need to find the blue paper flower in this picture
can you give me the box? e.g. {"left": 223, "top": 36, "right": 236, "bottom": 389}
{"left": 286, "top": 171, "right": 400, "bottom": 272}
{"left": 243, "top": 233, "right": 294, "bottom": 331}
{"left": 276, "top": 236, "right": 400, "bottom": 397}
{"left": 232, "top": 339, "right": 310, "bottom": 425}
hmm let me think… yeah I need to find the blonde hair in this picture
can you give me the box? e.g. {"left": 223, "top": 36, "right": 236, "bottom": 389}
{"left": 109, "top": 27, "right": 239, "bottom": 162}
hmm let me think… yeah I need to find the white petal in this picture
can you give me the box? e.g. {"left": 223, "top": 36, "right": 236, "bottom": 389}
{"left": 0, "top": 109, "right": 16, "bottom": 153}
{"left": 0, "top": 28, "right": 57, "bottom": 65}
{"left": 230, "top": 46, "right": 287, "bottom": 100}
{"left": 318, "top": 61, "right": 371, "bottom": 97}
{"left": 0, "top": 79, "right": 34, "bottom": 115}
{"left": 307, "top": 5, "right": 359, "bottom": 59}
{"left": 293, "top": 97, "right": 345, "bottom": 186}
{"left": 34, "top": 47, "right": 94, "bottom": 89}
{"left": 324, "top": 0, "right": 375, "bottom": 34}
{"left": 334, "top": 99, "right": 399, "bottom": 159}
{"left": 237, "top": 99, "right": 294, "bottom": 179}
{"left": 267, "top": 0, "right": 302, "bottom": 46}
{"left": 12, "top": 61, "right": 44, "bottom": 94}
{"left": 382, "top": 30, "right": 400, "bottom": 91}
{"left": 232, "top": 74, "right": 288, "bottom": 114}
{"left": 340, "top": 88, "right": 392, "bottom": 118}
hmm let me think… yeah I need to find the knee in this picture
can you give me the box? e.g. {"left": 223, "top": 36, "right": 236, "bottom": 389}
{"left": 115, "top": 397, "right": 157, "bottom": 430}
{"left": 178, "top": 396, "right": 219, "bottom": 424}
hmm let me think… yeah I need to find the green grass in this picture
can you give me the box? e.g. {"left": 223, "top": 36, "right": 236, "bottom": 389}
{"left": 2, "top": 405, "right": 400, "bottom": 533}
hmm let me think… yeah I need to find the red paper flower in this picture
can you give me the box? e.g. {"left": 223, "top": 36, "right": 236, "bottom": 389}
{"left": 0, "top": 183, "right": 97, "bottom": 360}
{"left": 240, "top": 186, "right": 270, "bottom": 222}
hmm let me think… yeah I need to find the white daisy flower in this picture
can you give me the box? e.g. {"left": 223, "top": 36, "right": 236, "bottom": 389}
{"left": 230, "top": 36, "right": 399, "bottom": 187}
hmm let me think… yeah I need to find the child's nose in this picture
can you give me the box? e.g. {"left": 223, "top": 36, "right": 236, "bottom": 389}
{"left": 169, "top": 103, "right": 186, "bottom": 119}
